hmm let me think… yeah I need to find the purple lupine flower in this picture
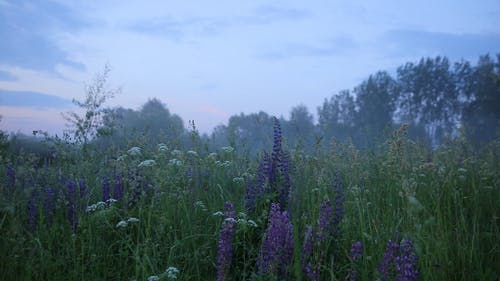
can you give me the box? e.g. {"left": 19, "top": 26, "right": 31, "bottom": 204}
{"left": 395, "top": 239, "right": 419, "bottom": 281}
{"left": 43, "top": 187, "right": 55, "bottom": 226}
{"left": 305, "top": 262, "right": 319, "bottom": 281}
{"left": 102, "top": 176, "right": 111, "bottom": 202}
{"left": 78, "top": 178, "right": 88, "bottom": 210}
{"left": 317, "top": 200, "right": 333, "bottom": 243}
{"left": 27, "top": 192, "right": 37, "bottom": 232}
{"left": 113, "top": 173, "right": 124, "bottom": 201}
{"left": 332, "top": 173, "right": 345, "bottom": 237}
{"left": 216, "top": 202, "right": 236, "bottom": 281}
{"left": 350, "top": 241, "right": 363, "bottom": 261}
{"left": 245, "top": 155, "right": 269, "bottom": 214}
{"left": 378, "top": 239, "right": 400, "bottom": 281}
{"left": 258, "top": 203, "right": 294, "bottom": 278}
{"left": 347, "top": 241, "right": 363, "bottom": 281}
{"left": 67, "top": 180, "right": 78, "bottom": 232}
{"left": 269, "top": 117, "right": 283, "bottom": 189}
{"left": 279, "top": 151, "right": 291, "bottom": 209}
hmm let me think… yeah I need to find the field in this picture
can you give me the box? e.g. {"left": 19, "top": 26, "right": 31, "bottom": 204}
{"left": 0, "top": 122, "right": 498, "bottom": 281}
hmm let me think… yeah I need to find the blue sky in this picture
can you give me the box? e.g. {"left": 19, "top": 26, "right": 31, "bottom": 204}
{"left": 0, "top": 0, "right": 499, "bottom": 135}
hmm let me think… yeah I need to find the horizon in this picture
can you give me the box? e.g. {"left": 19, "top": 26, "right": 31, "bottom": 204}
{"left": 1, "top": 0, "right": 499, "bottom": 135}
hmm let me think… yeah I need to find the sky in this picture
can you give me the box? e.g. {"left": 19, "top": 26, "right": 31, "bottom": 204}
{"left": 0, "top": 0, "right": 499, "bottom": 135}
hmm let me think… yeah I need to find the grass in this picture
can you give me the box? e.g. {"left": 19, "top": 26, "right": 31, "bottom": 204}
{"left": 0, "top": 129, "right": 498, "bottom": 280}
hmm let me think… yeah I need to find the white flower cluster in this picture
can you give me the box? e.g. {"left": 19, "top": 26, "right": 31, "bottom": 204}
{"left": 212, "top": 211, "right": 224, "bottom": 217}
{"left": 232, "top": 177, "right": 244, "bottom": 183}
{"left": 147, "top": 266, "right": 180, "bottom": 281}
{"left": 117, "top": 155, "right": 127, "bottom": 161}
{"left": 221, "top": 146, "right": 234, "bottom": 153}
{"left": 207, "top": 152, "right": 217, "bottom": 160}
{"left": 85, "top": 198, "right": 118, "bottom": 213}
{"left": 215, "top": 160, "right": 231, "bottom": 168}
{"left": 138, "top": 159, "right": 156, "bottom": 168}
{"left": 171, "top": 149, "right": 182, "bottom": 157}
{"left": 116, "top": 217, "right": 140, "bottom": 228}
{"left": 187, "top": 150, "right": 198, "bottom": 157}
{"left": 158, "top": 143, "right": 168, "bottom": 152}
{"left": 165, "top": 267, "right": 180, "bottom": 279}
{"left": 128, "top": 146, "right": 142, "bottom": 156}
{"left": 237, "top": 218, "right": 258, "bottom": 227}
{"left": 168, "top": 159, "right": 183, "bottom": 166}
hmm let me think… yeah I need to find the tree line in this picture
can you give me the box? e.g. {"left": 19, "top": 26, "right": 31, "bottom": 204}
{"left": 3, "top": 53, "right": 499, "bottom": 156}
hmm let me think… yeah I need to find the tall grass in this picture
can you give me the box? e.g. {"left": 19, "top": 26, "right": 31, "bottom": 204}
{"left": 0, "top": 127, "right": 498, "bottom": 280}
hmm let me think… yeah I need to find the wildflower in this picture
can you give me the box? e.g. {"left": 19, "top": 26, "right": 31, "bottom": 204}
{"left": 208, "top": 152, "right": 217, "bottom": 160}
{"left": 27, "top": 192, "right": 37, "bottom": 232}
{"left": 317, "top": 200, "right": 333, "bottom": 243}
{"left": 158, "top": 143, "right": 168, "bottom": 152}
{"left": 378, "top": 239, "right": 400, "bottom": 281}
{"left": 43, "top": 187, "right": 55, "bottom": 226}
{"left": 116, "top": 220, "right": 128, "bottom": 228}
{"left": 258, "top": 203, "right": 294, "bottom": 278}
{"left": 187, "top": 150, "right": 198, "bottom": 157}
{"left": 395, "top": 239, "right": 419, "bottom": 281}
{"left": 113, "top": 173, "right": 124, "bottom": 201}
{"left": 117, "top": 155, "right": 127, "bottom": 161}
{"left": 169, "top": 159, "right": 182, "bottom": 166}
{"left": 128, "top": 146, "right": 141, "bottom": 156}
{"left": 127, "top": 217, "right": 140, "bottom": 223}
{"left": 138, "top": 159, "right": 156, "bottom": 167}
{"left": 350, "top": 241, "right": 363, "bottom": 261}
{"left": 216, "top": 202, "right": 236, "bottom": 281}
{"left": 247, "top": 220, "right": 258, "bottom": 227}
{"left": 269, "top": 117, "right": 283, "bottom": 190}
{"left": 147, "top": 275, "right": 160, "bottom": 281}
{"left": 279, "top": 150, "right": 291, "bottom": 209}
{"left": 165, "top": 266, "right": 180, "bottom": 279}
{"left": 245, "top": 155, "right": 269, "bottom": 214}
{"left": 102, "top": 176, "right": 111, "bottom": 202}
{"left": 232, "top": 177, "right": 244, "bottom": 183}
{"left": 171, "top": 149, "right": 182, "bottom": 157}
{"left": 221, "top": 146, "right": 234, "bottom": 153}
{"left": 67, "top": 180, "right": 78, "bottom": 232}
{"left": 79, "top": 178, "right": 88, "bottom": 209}
{"left": 212, "top": 211, "right": 224, "bottom": 217}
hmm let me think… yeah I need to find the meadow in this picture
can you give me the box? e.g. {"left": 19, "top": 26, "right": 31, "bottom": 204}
{"left": 0, "top": 120, "right": 498, "bottom": 281}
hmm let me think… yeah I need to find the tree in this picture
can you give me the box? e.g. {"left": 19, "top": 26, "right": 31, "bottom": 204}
{"left": 461, "top": 54, "right": 500, "bottom": 144}
{"left": 317, "top": 89, "right": 356, "bottom": 143}
{"left": 354, "top": 71, "right": 397, "bottom": 146}
{"left": 396, "top": 57, "right": 458, "bottom": 145}
{"left": 285, "top": 104, "right": 315, "bottom": 149}
{"left": 63, "top": 65, "right": 120, "bottom": 143}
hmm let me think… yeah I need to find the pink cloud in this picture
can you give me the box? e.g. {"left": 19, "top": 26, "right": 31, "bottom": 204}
{"left": 197, "top": 104, "right": 229, "bottom": 118}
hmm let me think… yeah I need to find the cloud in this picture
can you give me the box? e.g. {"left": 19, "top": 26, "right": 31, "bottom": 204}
{"left": 198, "top": 105, "right": 229, "bottom": 118}
{"left": 257, "top": 36, "right": 358, "bottom": 60}
{"left": 0, "top": 70, "right": 17, "bottom": 81}
{"left": 0, "top": 89, "right": 72, "bottom": 108}
{"left": 0, "top": 0, "right": 88, "bottom": 71}
{"left": 382, "top": 30, "right": 500, "bottom": 60}
{"left": 0, "top": 105, "right": 68, "bottom": 134}
{"left": 124, "top": 5, "right": 310, "bottom": 39}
